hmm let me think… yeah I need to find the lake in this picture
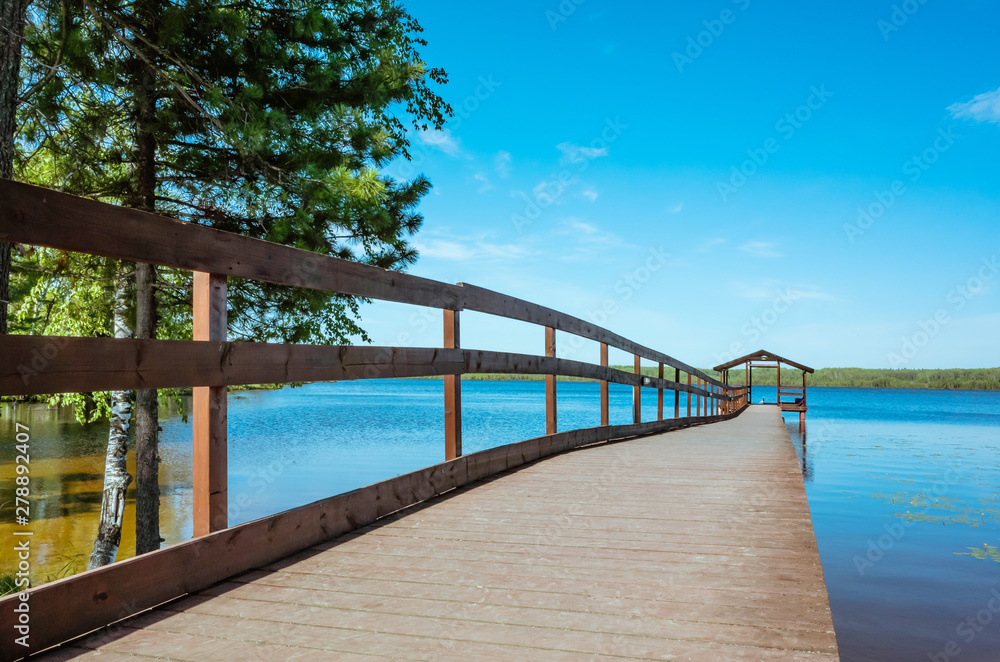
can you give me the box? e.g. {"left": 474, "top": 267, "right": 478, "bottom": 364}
{"left": 2, "top": 381, "right": 998, "bottom": 661}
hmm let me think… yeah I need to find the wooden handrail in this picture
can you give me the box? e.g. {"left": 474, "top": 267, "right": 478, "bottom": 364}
{"left": 0, "top": 179, "right": 726, "bottom": 388}
{"left": 1, "top": 336, "right": 735, "bottom": 400}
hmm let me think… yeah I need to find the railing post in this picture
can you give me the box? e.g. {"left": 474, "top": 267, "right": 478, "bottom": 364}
{"left": 600, "top": 342, "right": 609, "bottom": 426}
{"left": 633, "top": 355, "right": 641, "bottom": 424}
{"left": 193, "top": 271, "right": 227, "bottom": 536}
{"left": 696, "top": 378, "right": 702, "bottom": 417}
{"left": 444, "top": 309, "right": 462, "bottom": 460}
{"left": 657, "top": 363, "right": 664, "bottom": 421}
{"left": 674, "top": 368, "right": 680, "bottom": 418}
{"left": 546, "top": 327, "right": 557, "bottom": 434}
{"left": 687, "top": 373, "right": 692, "bottom": 418}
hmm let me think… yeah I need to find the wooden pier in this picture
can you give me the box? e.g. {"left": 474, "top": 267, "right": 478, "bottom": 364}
{"left": 34, "top": 405, "right": 837, "bottom": 660}
{"left": 1, "top": 179, "right": 836, "bottom": 660}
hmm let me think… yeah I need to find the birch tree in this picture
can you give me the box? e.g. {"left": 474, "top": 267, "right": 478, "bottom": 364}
{"left": 15, "top": 0, "right": 450, "bottom": 565}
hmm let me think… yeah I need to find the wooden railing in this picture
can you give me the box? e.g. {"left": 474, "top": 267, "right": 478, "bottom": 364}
{"left": 0, "top": 178, "right": 748, "bottom": 658}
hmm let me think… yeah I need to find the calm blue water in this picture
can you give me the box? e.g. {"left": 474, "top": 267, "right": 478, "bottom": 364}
{"left": 764, "top": 386, "right": 1000, "bottom": 662}
{"left": 188, "top": 380, "right": 687, "bottom": 526}
{"left": 5, "top": 382, "right": 999, "bottom": 660}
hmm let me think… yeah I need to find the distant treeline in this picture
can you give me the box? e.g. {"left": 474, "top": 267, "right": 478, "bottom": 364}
{"left": 443, "top": 367, "right": 1000, "bottom": 391}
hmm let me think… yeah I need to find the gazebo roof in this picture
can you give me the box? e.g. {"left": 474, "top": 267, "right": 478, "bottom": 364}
{"left": 713, "top": 349, "right": 814, "bottom": 374}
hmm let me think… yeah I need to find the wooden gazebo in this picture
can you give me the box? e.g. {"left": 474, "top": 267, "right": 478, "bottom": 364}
{"left": 713, "top": 350, "right": 815, "bottom": 424}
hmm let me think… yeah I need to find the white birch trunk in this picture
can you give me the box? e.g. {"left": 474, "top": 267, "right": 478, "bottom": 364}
{"left": 87, "top": 265, "right": 134, "bottom": 569}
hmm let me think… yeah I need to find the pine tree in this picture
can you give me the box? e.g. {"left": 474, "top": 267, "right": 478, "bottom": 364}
{"left": 16, "top": 0, "right": 450, "bottom": 565}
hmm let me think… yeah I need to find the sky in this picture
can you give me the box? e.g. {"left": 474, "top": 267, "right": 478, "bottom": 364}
{"left": 357, "top": 0, "right": 1000, "bottom": 371}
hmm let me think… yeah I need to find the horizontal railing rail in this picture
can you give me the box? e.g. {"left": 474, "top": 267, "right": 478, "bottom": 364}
{"left": 1, "top": 179, "right": 725, "bottom": 387}
{"left": 3, "top": 336, "right": 730, "bottom": 399}
{"left": 0, "top": 178, "right": 749, "bottom": 659}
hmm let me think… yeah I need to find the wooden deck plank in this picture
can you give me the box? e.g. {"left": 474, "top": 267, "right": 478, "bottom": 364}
{"left": 39, "top": 406, "right": 838, "bottom": 660}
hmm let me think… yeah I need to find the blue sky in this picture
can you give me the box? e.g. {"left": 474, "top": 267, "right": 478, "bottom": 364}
{"left": 359, "top": 0, "right": 1000, "bottom": 370}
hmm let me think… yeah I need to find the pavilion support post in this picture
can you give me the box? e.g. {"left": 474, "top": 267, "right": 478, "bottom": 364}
{"left": 193, "top": 272, "right": 227, "bottom": 536}
{"left": 777, "top": 361, "right": 782, "bottom": 407}
{"left": 657, "top": 363, "right": 664, "bottom": 421}
{"left": 546, "top": 327, "right": 557, "bottom": 434}
{"left": 600, "top": 342, "right": 609, "bottom": 426}
{"left": 633, "top": 354, "right": 641, "bottom": 425}
{"left": 674, "top": 368, "right": 681, "bottom": 419}
{"left": 444, "top": 310, "right": 462, "bottom": 460}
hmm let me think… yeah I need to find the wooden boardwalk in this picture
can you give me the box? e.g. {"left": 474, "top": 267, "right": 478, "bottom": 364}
{"left": 40, "top": 406, "right": 838, "bottom": 661}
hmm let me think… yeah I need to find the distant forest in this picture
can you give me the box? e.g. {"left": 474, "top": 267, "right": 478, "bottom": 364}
{"left": 451, "top": 367, "right": 1000, "bottom": 391}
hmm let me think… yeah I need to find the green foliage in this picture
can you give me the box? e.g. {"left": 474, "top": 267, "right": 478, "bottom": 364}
{"left": 11, "top": 0, "right": 451, "bottom": 420}
{"left": 15, "top": 0, "right": 451, "bottom": 345}
{"left": 709, "top": 367, "right": 1000, "bottom": 391}
{"left": 417, "top": 367, "right": 1000, "bottom": 391}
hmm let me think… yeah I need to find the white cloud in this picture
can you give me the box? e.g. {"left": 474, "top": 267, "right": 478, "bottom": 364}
{"left": 531, "top": 177, "right": 574, "bottom": 205}
{"left": 730, "top": 280, "right": 835, "bottom": 302}
{"left": 414, "top": 233, "right": 532, "bottom": 262}
{"left": 418, "top": 128, "right": 462, "bottom": 156}
{"left": 556, "top": 218, "right": 634, "bottom": 249}
{"left": 739, "top": 241, "right": 782, "bottom": 258}
{"left": 474, "top": 173, "right": 492, "bottom": 194}
{"left": 557, "top": 142, "right": 609, "bottom": 165}
{"left": 494, "top": 151, "right": 512, "bottom": 178}
{"left": 667, "top": 203, "right": 683, "bottom": 214}
{"left": 582, "top": 189, "right": 598, "bottom": 202}
{"left": 949, "top": 86, "right": 1000, "bottom": 124}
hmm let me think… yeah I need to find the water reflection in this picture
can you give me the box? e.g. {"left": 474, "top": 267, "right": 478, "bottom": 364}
{"left": 786, "top": 417, "right": 813, "bottom": 481}
{"left": 1, "top": 401, "right": 192, "bottom": 585}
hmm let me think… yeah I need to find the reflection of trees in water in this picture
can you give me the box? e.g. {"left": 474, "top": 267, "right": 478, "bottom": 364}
{"left": 0, "top": 402, "right": 193, "bottom": 587}
{"left": 786, "top": 421, "right": 812, "bottom": 482}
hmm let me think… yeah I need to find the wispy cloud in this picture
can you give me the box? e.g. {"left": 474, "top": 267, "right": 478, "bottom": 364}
{"left": 557, "top": 142, "right": 609, "bottom": 165}
{"left": 415, "top": 234, "right": 532, "bottom": 261}
{"left": 582, "top": 188, "right": 598, "bottom": 202}
{"left": 418, "top": 128, "right": 463, "bottom": 156}
{"left": 474, "top": 173, "right": 492, "bottom": 193}
{"left": 556, "top": 218, "right": 634, "bottom": 249}
{"left": 494, "top": 151, "right": 512, "bottom": 178}
{"left": 739, "top": 241, "right": 782, "bottom": 258}
{"left": 667, "top": 202, "right": 683, "bottom": 214}
{"left": 949, "top": 86, "right": 1000, "bottom": 124}
{"left": 731, "top": 280, "right": 835, "bottom": 302}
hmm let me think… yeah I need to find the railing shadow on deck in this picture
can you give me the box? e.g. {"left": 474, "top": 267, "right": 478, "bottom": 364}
{"left": 0, "top": 178, "right": 748, "bottom": 658}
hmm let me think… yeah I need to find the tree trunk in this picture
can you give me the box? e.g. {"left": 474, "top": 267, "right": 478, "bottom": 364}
{"left": 132, "top": 0, "right": 161, "bottom": 555}
{"left": 0, "top": 0, "right": 31, "bottom": 333}
{"left": 87, "top": 264, "right": 134, "bottom": 569}
{"left": 134, "top": 265, "right": 160, "bottom": 554}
